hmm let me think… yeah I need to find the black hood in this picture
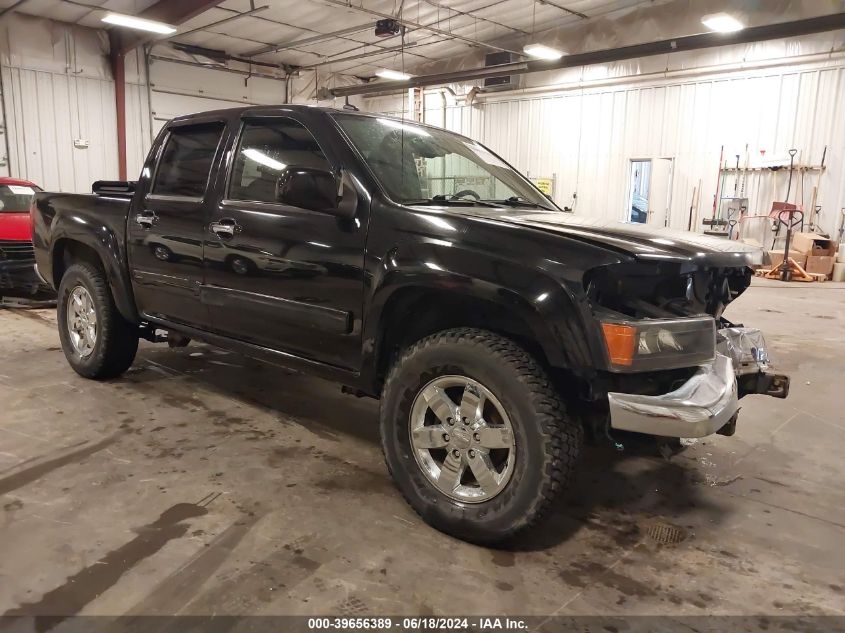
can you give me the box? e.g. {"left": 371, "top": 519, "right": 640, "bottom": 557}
{"left": 438, "top": 208, "right": 763, "bottom": 268}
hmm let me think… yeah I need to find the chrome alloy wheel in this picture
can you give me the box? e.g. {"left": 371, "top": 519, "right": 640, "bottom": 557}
{"left": 409, "top": 375, "right": 516, "bottom": 503}
{"left": 67, "top": 285, "right": 97, "bottom": 358}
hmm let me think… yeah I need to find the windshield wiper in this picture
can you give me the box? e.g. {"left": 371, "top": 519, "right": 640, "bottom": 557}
{"left": 404, "top": 195, "right": 503, "bottom": 208}
{"left": 483, "top": 196, "right": 552, "bottom": 209}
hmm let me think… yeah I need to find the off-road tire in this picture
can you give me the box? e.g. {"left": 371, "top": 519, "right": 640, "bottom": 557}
{"left": 57, "top": 262, "right": 138, "bottom": 379}
{"left": 380, "top": 328, "right": 582, "bottom": 544}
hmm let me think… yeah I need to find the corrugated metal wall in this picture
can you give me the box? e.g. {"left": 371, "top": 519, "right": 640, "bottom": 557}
{"left": 0, "top": 13, "right": 291, "bottom": 189}
{"left": 366, "top": 56, "right": 845, "bottom": 238}
{"left": 124, "top": 57, "right": 291, "bottom": 176}
{"left": 2, "top": 9, "right": 844, "bottom": 242}
{"left": 1, "top": 66, "right": 119, "bottom": 192}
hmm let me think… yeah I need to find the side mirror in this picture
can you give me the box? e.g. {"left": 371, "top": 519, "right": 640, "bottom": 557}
{"left": 276, "top": 167, "right": 342, "bottom": 215}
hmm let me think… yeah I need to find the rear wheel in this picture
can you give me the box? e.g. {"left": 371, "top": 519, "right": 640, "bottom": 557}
{"left": 380, "top": 328, "right": 582, "bottom": 544}
{"left": 57, "top": 262, "right": 138, "bottom": 379}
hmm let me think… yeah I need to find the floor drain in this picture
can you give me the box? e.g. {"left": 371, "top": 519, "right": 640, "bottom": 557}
{"left": 646, "top": 521, "right": 688, "bottom": 545}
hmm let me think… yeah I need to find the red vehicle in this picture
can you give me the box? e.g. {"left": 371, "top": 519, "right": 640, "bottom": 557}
{"left": 0, "top": 177, "right": 52, "bottom": 299}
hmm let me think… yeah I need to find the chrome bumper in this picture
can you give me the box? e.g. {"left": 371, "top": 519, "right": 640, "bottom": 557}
{"left": 608, "top": 353, "right": 739, "bottom": 438}
{"left": 608, "top": 327, "right": 788, "bottom": 438}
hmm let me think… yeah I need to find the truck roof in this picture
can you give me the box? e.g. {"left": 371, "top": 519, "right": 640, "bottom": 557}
{"left": 169, "top": 104, "right": 366, "bottom": 124}
{"left": 167, "top": 103, "right": 474, "bottom": 143}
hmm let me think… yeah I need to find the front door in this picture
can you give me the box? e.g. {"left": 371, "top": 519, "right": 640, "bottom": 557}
{"left": 202, "top": 115, "right": 366, "bottom": 371}
{"left": 127, "top": 121, "right": 225, "bottom": 328}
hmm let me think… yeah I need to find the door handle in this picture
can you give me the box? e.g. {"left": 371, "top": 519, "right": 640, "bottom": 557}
{"left": 135, "top": 211, "right": 158, "bottom": 229}
{"left": 209, "top": 218, "right": 241, "bottom": 239}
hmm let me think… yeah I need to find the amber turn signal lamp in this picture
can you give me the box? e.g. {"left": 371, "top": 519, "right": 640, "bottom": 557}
{"left": 601, "top": 323, "right": 636, "bottom": 366}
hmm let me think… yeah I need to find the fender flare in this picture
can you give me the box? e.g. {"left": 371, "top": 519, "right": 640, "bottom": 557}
{"left": 50, "top": 227, "right": 138, "bottom": 323}
{"left": 361, "top": 257, "right": 600, "bottom": 386}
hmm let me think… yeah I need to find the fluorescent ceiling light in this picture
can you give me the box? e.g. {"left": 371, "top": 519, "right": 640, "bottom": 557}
{"left": 376, "top": 69, "right": 412, "bottom": 81}
{"left": 523, "top": 43, "right": 564, "bottom": 60}
{"left": 701, "top": 13, "right": 744, "bottom": 33}
{"left": 101, "top": 12, "right": 177, "bottom": 34}
{"left": 243, "top": 148, "right": 286, "bottom": 171}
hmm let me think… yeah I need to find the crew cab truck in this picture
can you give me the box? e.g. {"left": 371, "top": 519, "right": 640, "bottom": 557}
{"left": 31, "top": 106, "right": 789, "bottom": 544}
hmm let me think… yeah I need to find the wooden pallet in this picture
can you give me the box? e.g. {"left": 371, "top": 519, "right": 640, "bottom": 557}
{"left": 757, "top": 257, "right": 818, "bottom": 282}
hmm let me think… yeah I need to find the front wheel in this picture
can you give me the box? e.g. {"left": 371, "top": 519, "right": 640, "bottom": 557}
{"left": 380, "top": 328, "right": 582, "bottom": 544}
{"left": 57, "top": 262, "right": 139, "bottom": 379}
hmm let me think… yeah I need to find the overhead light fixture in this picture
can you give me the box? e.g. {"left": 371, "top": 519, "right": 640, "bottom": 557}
{"left": 523, "top": 43, "right": 564, "bottom": 60}
{"left": 101, "top": 12, "right": 177, "bottom": 34}
{"left": 701, "top": 13, "right": 744, "bottom": 33}
{"left": 376, "top": 69, "right": 412, "bottom": 81}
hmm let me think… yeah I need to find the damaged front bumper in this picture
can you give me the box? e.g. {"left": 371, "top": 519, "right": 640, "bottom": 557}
{"left": 607, "top": 327, "right": 789, "bottom": 438}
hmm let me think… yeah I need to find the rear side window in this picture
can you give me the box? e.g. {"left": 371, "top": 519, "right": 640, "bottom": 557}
{"left": 153, "top": 123, "right": 224, "bottom": 197}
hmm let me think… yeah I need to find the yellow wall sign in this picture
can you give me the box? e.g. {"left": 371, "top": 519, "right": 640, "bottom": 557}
{"left": 532, "top": 177, "right": 553, "bottom": 196}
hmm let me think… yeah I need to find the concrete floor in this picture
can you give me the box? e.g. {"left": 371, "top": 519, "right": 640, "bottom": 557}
{"left": 0, "top": 279, "right": 843, "bottom": 620}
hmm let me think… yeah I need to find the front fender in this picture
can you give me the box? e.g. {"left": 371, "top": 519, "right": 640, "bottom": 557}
{"left": 361, "top": 239, "right": 603, "bottom": 383}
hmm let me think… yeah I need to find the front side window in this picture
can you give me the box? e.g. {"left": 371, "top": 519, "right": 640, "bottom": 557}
{"left": 229, "top": 118, "right": 331, "bottom": 203}
{"left": 153, "top": 122, "right": 224, "bottom": 198}
{"left": 333, "top": 115, "right": 553, "bottom": 209}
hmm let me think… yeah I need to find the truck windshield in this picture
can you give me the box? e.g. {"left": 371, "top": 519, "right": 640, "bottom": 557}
{"left": 0, "top": 184, "right": 39, "bottom": 213}
{"left": 334, "top": 115, "right": 554, "bottom": 210}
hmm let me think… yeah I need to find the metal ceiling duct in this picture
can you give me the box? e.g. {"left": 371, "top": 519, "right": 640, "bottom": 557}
{"left": 330, "top": 12, "right": 845, "bottom": 98}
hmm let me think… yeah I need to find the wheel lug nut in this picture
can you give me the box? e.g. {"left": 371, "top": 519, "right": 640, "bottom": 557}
{"left": 462, "top": 417, "right": 469, "bottom": 425}
{"left": 443, "top": 433, "right": 450, "bottom": 442}
{"left": 452, "top": 449, "right": 461, "bottom": 458}
{"left": 473, "top": 432, "right": 480, "bottom": 441}
{"left": 468, "top": 449, "right": 476, "bottom": 458}
{"left": 447, "top": 418, "right": 454, "bottom": 426}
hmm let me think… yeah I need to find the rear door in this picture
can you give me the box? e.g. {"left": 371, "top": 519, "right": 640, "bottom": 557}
{"left": 128, "top": 120, "right": 226, "bottom": 328}
{"left": 202, "top": 113, "right": 367, "bottom": 370}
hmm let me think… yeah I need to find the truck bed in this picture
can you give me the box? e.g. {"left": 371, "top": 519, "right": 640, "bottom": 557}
{"left": 31, "top": 190, "right": 136, "bottom": 320}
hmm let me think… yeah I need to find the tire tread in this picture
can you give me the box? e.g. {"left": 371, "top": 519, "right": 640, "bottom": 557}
{"left": 381, "top": 327, "right": 582, "bottom": 542}
{"left": 58, "top": 262, "right": 138, "bottom": 380}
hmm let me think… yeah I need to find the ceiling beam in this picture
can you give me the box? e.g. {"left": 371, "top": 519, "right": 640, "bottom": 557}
{"left": 313, "top": 0, "right": 524, "bottom": 55}
{"left": 331, "top": 12, "right": 845, "bottom": 97}
{"left": 0, "top": 0, "right": 32, "bottom": 20}
{"left": 244, "top": 23, "right": 374, "bottom": 58}
{"left": 203, "top": 4, "right": 438, "bottom": 63}
{"left": 109, "top": 0, "right": 228, "bottom": 56}
{"left": 537, "top": 1, "right": 589, "bottom": 20}
{"left": 172, "top": 4, "right": 270, "bottom": 39}
{"left": 299, "top": 39, "right": 428, "bottom": 70}
{"left": 419, "top": 0, "right": 532, "bottom": 37}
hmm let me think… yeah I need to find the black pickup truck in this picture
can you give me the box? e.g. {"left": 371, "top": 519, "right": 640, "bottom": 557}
{"left": 31, "top": 105, "right": 789, "bottom": 543}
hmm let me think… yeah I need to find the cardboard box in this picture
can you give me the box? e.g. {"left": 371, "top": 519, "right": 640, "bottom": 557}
{"left": 805, "top": 255, "right": 835, "bottom": 277}
{"left": 791, "top": 233, "right": 835, "bottom": 257}
{"left": 768, "top": 250, "right": 806, "bottom": 269}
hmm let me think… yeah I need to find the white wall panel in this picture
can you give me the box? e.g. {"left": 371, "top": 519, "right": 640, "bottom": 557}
{"left": 366, "top": 55, "right": 845, "bottom": 238}
{"left": 125, "top": 79, "right": 152, "bottom": 179}
{"left": 0, "top": 13, "right": 118, "bottom": 191}
{"left": 1, "top": 65, "right": 118, "bottom": 192}
{"left": 0, "top": 13, "right": 293, "bottom": 191}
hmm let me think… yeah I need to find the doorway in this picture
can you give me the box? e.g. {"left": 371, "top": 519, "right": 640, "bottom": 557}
{"left": 627, "top": 160, "right": 651, "bottom": 223}
{"left": 626, "top": 158, "right": 674, "bottom": 226}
